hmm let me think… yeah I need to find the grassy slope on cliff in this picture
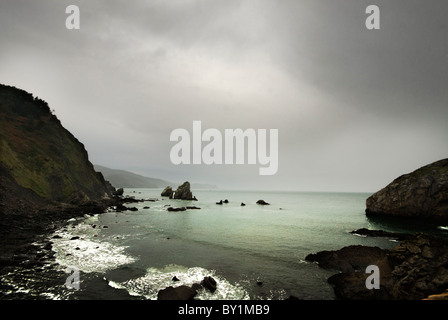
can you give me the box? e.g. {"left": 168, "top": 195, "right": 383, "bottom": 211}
{"left": 0, "top": 84, "right": 114, "bottom": 214}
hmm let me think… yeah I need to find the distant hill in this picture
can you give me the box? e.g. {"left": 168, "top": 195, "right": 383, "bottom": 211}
{"left": 94, "top": 165, "right": 172, "bottom": 188}
{"left": 94, "top": 165, "right": 218, "bottom": 190}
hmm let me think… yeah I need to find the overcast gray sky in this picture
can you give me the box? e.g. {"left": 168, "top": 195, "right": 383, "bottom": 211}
{"left": 1, "top": 0, "right": 447, "bottom": 192}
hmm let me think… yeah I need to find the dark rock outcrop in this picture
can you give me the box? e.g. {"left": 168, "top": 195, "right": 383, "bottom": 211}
{"left": 306, "top": 232, "right": 448, "bottom": 299}
{"left": 167, "top": 206, "right": 200, "bottom": 212}
{"left": 201, "top": 276, "right": 217, "bottom": 293}
{"left": 366, "top": 159, "right": 448, "bottom": 223}
{"left": 306, "top": 245, "right": 387, "bottom": 273}
{"left": 350, "top": 228, "right": 413, "bottom": 241}
{"left": 167, "top": 207, "right": 186, "bottom": 212}
{"left": 157, "top": 276, "right": 218, "bottom": 300}
{"left": 161, "top": 182, "right": 196, "bottom": 200}
{"left": 157, "top": 285, "right": 197, "bottom": 300}
{"left": 256, "top": 200, "right": 270, "bottom": 205}
{"left": 112, "top": 188, "right": 124, "bottom": 196}
{"left": 161, "top": 186, "right": 173, "bottom": 197}
{"left": 172, "top": 181, "right": 195, "bottom": 200}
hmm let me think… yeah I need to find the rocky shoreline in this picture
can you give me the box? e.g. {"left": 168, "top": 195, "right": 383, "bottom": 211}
{"left": 0, "top": 196, "right": 140, "bottom": 296}
{"left": 306, "top": 229, "right": 448, "bottom": 300}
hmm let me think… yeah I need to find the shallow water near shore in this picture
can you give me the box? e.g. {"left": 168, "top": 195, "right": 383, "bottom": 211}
{"left": 3, "top": 189, "right": 448, "bottom": 300}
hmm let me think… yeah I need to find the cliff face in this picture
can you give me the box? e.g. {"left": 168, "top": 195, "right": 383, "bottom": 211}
{"left": 0, "top": 84, "right": 115, "bottom": 215}
{"left": 366, "top": 159, "right": 448, "bottom": 222}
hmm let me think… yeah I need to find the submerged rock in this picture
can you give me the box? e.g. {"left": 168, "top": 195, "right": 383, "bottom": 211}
{"left": 350, "top": 228, "right": 413, "bottom": 241}
{"left": 167, "top": 207, "right": 186, "bottom": 212}
{"left": 366, "top": 159, "right": 448, "bottom": 223}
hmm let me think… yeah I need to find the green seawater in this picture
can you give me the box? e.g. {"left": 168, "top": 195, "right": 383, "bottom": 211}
{"left": 6, "top": 189, "right": 447, "bottom": 300}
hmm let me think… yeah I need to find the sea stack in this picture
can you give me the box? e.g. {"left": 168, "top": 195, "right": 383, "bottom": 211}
{"left": 366, "top": 159, "right": 448, "bottom": 223}
{"left": 167, "top": 181, "right": 197, "bottom": 200}
{"left": 161, "top": 186, "right": 173, "bottom": 197}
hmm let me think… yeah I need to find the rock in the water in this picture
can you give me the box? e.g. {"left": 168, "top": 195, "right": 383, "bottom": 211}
{"left": 167, "top": 207, "right": 186, "bottom": 212}
{"left": 306, "top": 245, "right": 387, "bottom": 273}
{"left": 350, "top": 228, "right": 413, "bottom": 241}
{"left": 201, "top": 276, "right": 217, "bottom": 293}
{"left": 113, "top": 188, "right": 124, "bottom": 196}
{"left": 172, "top": 181, "right": 195, "bottom": 200}
{"left": 157, "top": 285, "right": 197, "bottom": 300}
{"left": 366, "top": 159, "right": 448, "bottom": 222}
{"left": 161, "top": 186, "right": 173, "bottom": 197}
{"left": 256, "top": 200, "right": 270, "bottom": 205}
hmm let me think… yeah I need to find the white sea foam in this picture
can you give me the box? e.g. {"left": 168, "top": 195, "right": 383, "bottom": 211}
{"left": 50, "top": 216, "right": 136, "bottom": 273}
{"left": 108, "top": 264, "right": 249, "bottom": 300}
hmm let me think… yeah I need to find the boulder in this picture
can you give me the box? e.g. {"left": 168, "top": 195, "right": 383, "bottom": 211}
{"left": 167, "top": 207, "right": 186, "bottom": 212}
{"left": 113, "top": 188, "right": 124, "bottom": 196}
{"left": 256, "top": 200, "right": 270, "bottom": 205}
{"left": 366, "top": 159, "right": 448, "bottom": 223}
{"left": 201, "top": 276, "right": 217, "bottom": 293}
{"left": 161, "top": 186, "right": 173, "bottom": 197}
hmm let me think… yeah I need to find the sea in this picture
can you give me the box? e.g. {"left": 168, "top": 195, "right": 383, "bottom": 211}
{"left": 2, "top": 189, "right": 448, "bottom": 300}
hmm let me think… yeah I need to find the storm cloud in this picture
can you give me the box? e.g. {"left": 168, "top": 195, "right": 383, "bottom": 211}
{"left": 1, "top": 0, "right": 447, "bottom": 191}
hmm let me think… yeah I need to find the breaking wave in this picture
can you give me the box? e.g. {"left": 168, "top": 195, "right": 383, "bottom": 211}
{"left": 107, "top": 264, "right": 249, "bottom": 300}
{"left": 50, "top": 215, "right": 137, "bottom": 273}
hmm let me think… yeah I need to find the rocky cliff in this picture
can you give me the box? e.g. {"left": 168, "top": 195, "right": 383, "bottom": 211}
{"left": 366, "top": 159, "right": 448, "bottom": 223}
{"left": 0, "top": 84, "right": 115, "bottom": 216}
